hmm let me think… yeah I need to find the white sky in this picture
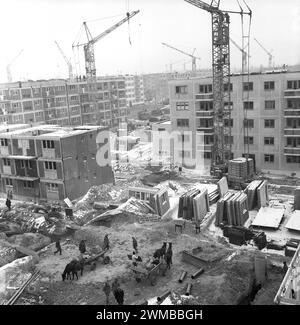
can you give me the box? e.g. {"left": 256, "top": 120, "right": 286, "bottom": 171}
{"left": 0, "top": 0, "right": 299, "bottom": 82}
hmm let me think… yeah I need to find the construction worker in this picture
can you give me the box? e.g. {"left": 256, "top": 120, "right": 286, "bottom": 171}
{"left": 54, "top": 239, "right": 62, "bottom": 255}
{"left": 132, "top": 236, "right": 138, "bottom": 253}
{"left": 112, "top": 278, "right": 120, "bottom": 292}
{"left": 103, "top": 234, "right": 110, "bottom": 251}
{"left": 6, "top": 197, "right": 11, "bottom": 211}
{"left": 113, "top": 287, "right": 124, "bottom": 305}
{"left": 79, "top": 240, "right": 86, "bottom": 254}
{"left": 132, "top": 251, "right": 139, "bottom": 267}
{"left": 283, "top": 261, "right": 288, "bottom": 274}
{"left": 103, "top": 279, "right": 111, "bottom": 305}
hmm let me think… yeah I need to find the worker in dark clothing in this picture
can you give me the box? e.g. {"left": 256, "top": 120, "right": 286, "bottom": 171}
{"left": 103, "top": 234, "right": 110, "bottom": 251}
{"left": 113, "top": 287, "right": 124, "bottom": 305}
{"left": 283, "top": 261, "right": 288, "bottom": 274}
{"left": 54, "top": 239, "right": 62, "bottom": 255}
{"left": 132, "top": 236, "right": 138, "bottom": 253}
{"left": 103, "top": 280, "right": 111, "bottom": 305}
{"left": 79, "top": 240, "right": 86, "bottom": 254}
{"left": 6, "top": 198, "right": 11, "bottom": 211}
{"left": 112, "top": 278, "right": 120, "bottom": 292}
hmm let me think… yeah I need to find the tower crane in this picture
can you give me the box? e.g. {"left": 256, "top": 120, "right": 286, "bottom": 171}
{"left": 230, "top": 37, "right": 251, "bottom": 69}
{"left": 184, "top": 0, "right": 251, "bottom": 175}
{"left": 73, "top": 10, "right": 140, "bottom": 79}
{"left": 6, "top": 49, "right": 24, "bottom": 83}
{"left": 161, "top": 42, "right": 200, "bottom": 75}
{"left": 254, "top": 38, "right": 274, "bottom": 68}
{"left": 55, "top": 41, "right": 74, "bottom": 80}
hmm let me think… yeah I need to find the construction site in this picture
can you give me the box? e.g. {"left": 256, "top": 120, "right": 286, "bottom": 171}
{"left": 0, "top": 0, "right": 300, "bottom": 307}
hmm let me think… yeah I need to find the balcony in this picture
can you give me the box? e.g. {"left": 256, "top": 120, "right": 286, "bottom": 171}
{"left": 197, "top": 127, "right": 214, "bottom": 134}
{"left": 195, "top": 93, "right": 213, "bottom": 101}
{"left": 44, "top": 170, "right": 58, "bottom": 180}
{"left": 42, "top": 148, "right": 56, "bottom": 159}
{"left": 284, "top": 147, "right": 300, "bottom": 156}
{"left": 3, "top": 165, "right": 12, "bottom": 175}
{"left": 284, "top": 110, "right": 300, "bottom": 117}
{"left": 0, "top": 146, "right": 9, "bottom": 156}
{"left": 284, "top": 129, "right": 300, "bottom": 136}
{"left": 196, "top": 110, "right": 214, "bottom": 118}
{"left": 284, "top": 90, "right": 300, "bottom": 98}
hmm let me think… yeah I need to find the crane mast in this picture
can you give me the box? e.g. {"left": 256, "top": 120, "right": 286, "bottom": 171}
{"left": 184, "top": 0, "right": 251, "bottom": 175}
{"left": 73, "top": 10, "right": 140, "bottom": 79}
{"left": 55, "top": 41, "right": 73, "bottom": 80}
{"left": 254, "top": 38, "right": 274, "bottom": 68}
{"left": 161, "top": 42, "right": 201, "bottom": 75}
{"left": 6, "top": 49, "right": 24, "bottom": 83}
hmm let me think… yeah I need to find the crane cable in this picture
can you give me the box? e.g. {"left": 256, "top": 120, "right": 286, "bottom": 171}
{"left": 126, "top": 0, "right": 132, "bottom": 45}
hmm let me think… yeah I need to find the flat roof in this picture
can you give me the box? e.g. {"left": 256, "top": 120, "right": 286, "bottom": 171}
{"left": 285, "top": 210, "right": 300, "bottom": 232}
{"left": 0, "top": 124, "right": 29, "bottom": 133}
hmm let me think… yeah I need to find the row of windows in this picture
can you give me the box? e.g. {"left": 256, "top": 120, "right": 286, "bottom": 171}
{"left": 176, "top": 80, "right": 300, "bottom": 95}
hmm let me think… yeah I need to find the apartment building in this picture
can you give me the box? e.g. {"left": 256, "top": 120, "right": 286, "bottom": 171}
{"left": 0, "top": 124, "right": 114, "bottom": 202}
{"left": 168, "top": 69, "right": 300, "bottom": 174}
{"left": 124, "top": 75, "right": 145, "bottom": 108}
{"left": 0, "top": 76, "right": 127, "bottom": 128}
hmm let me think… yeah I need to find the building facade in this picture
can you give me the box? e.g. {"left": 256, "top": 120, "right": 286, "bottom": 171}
{"left": 125, "top": 74, "right": 145, "bottom": 107}
{"left": 0, "top": 124, "right": 114, "bottom": 202}
{"left": 0, "top": 76, "right": 127, "bottom": 128}
{"left": 168, "top": 69, "right": 300, "bottom": 174}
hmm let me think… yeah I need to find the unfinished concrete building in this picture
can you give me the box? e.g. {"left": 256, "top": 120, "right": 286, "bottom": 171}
{"left": 0, "top": 76, "right": 127, "bottom": 128}
{"left": 0, "top": 124, "right": 114, "bottom": 202}
{"left": 168, "top": 69, "right": 300, "bottom": 174}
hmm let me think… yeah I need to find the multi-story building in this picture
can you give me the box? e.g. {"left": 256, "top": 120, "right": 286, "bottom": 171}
{"left": 0, "top": 76, "right": 127, "bottom": 128}
{"left": 0, "top": 124, "right": 114, "bottom": 202}
{"left": 168, "top": 69, "right": 300, "bottom": 174}
{"left": 125, "top": 75, "right": 145, "bottom": 108}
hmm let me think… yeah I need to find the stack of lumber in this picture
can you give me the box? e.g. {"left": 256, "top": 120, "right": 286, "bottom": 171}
{"left": 228, "top": 157, "right": 254, "bottom": 182}
{"left": 244, "top": 180, "right": 269, "bottom": 210}
{"left": 215, "top": 191, "right": 249, "bottom": 227}
{"left": 178, "top": 188, "right": 210, "bottom": 222}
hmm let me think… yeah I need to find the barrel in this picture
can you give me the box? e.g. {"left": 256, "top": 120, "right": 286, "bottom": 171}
{"left": 157, "top": 289, "right": 171, "bottom": 302}
{"left": 178, "top": 271, "right": 187, "bottom": 283}
{"left": 185, "top": 283, "right": 192, "bottom": 296}
{"left": 191, "top": 268, "right": 204, "bottom": 279}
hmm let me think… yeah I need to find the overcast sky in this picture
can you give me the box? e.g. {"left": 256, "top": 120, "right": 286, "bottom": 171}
{"left": 0, "top": 0, "right": 299, "bottom": 82}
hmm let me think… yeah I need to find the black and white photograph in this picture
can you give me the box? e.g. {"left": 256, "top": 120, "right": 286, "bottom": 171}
{"left": 0, "top": 0, "right": 299, "bottom": 313}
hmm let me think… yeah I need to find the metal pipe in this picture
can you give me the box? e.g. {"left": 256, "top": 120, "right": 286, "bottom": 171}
{"left": 191, "top": 268, "right": 204, "bottom": 279}
{"left": 157, "top": 289, "right": 171, "bottom": 303}
{"left": 178, "top": 271, "right": 187, "bottom": 283}
{"left": 185, "top": 283, "right": 193, "bottom": 296}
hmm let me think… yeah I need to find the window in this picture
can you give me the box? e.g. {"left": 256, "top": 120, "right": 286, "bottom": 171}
{"left": 175, "top": 86, "right": 188, "bottom": 94}
{"left": 244, "top": 136, "right": 254, "bottom": 145}
{"left": 0, "top": 138, "right": 8, "bottom": 146}
{"left": 176, "top": 102, "right": 189, "bottom": 111}
{"left": 264, "top": 81, "right": 275, "bottom": 90}
{"left": 223, "top": 83, "right": 233, "bottom": 92}
{"left": 244, "top": 119, "right": 254, "bottom": 128}
{"left": 265, "top": 119, "right": 275, "bottom": 128}
{"left": 47, "top": 183, "right": 58, "bottom": 191}
{"left": 42, "top": 140, "right": 55, "bottom": 149}
{"left": 198, "top": 101, "right": 213, "bottom": 111}
{"left": 5, "top": 178, "right": 13, "bottom": 186}
{"left": 3, "top": 158, "right": 10, "bottom": 166}
{"left": 264, "top": 137, "right": 274, "bottom": 145}
{"left": 204, "top": 152, "right": 212, "bottom": 159}
{"left": 264, "top": 154, "right": 274, "bottom": 163}
{"left": 199, "top": 84, "right": 212, "bottom": 93}
{"left": 244, "top": 101, "right": 254, "bottom": 110}
{"left": 287, "top": 80, "right": 300, "bottom": 90}
{"left": 286, "top": 156, "right": 300, "bottom": 163}
{"left": 177, "top": 119, "right": 189, "bottom": 127}
{"left": 23, "top": 181, "right": 34, "bottom": 189}
{"left": 178, "top": 134, "right": 190, "bottom": 142}
{"left": 287, "top": 138, "right": 300, "bottom": 147}
{"left": 243, "top": 82, "right": 253, "bottom": 91}
{"left": 224, "top": 136, "right": 233, "bottom": 144}
{"left": 20, "top": 160, "right": 33, "bottom": 169}
{"left": 224, "top": 119, "right": 233, "bottom": 127}
{"left": 44, "top": 161, "right": 57, "bottom": 170}
{"left": 265, "top": 100, "right": 275, "bottom": 110}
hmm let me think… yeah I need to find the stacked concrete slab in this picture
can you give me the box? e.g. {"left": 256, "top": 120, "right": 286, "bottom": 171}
{"left": 228, "top": 157, "right": 254, "bottom": 183}
{"left": 178, "top": 188, "right": 209, "bottom": 223}
{"left": 215, "top": 191, "right": 249, "bottom": 227}
{"left": 244, "top": 180, "right": 269, "bottom": 210}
